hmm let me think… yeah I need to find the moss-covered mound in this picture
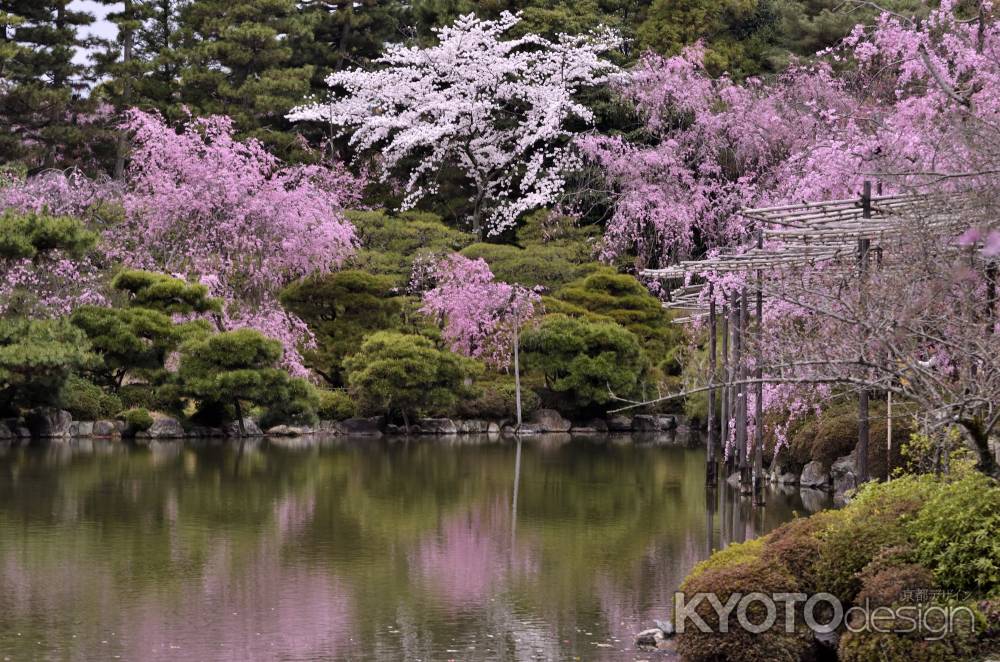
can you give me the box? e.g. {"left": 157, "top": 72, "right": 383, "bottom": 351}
{"left": 675, "top": 470, "right": 1000, "bottom": 662}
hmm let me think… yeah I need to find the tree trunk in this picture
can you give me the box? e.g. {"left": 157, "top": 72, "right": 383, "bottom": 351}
{"left": 234, "top": 399, "right": 246, "bottom": 437}
{"left": 961, "top": 419, "right": 1000, "bottom": 479}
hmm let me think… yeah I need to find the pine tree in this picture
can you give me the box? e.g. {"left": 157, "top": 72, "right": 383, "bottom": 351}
{"left": 177, "top": 0, "right": 314, "bottom": 156}
{"left": 0, "top": 0, "right": 102, "bottom": 170}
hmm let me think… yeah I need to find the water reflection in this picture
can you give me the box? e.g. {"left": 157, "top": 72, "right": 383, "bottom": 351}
{"left": 0, "top": 435, "right": 830, "bottom": 661}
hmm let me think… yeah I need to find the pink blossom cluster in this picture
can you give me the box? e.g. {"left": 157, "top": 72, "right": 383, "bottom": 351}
{"left": 109, "top": 110, "right": 363, "bottom": 371}
{"left": 420, "top": 254, "right": 540, "bottom": 369}
{"left": 0, "top": 170, "right": 114, "bottom": 317}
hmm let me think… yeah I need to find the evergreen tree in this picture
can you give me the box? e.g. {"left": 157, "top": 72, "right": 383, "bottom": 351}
{"left": 279, "top": 270, "right": 403, "bottom": 387}
{"left": 0, "top": 0, "right": 103, "bottom": 170}
{"left": 177, "top": 0, "right": 314, "bottom": 156}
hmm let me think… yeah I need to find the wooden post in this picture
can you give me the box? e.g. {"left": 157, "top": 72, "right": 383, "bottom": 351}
{"left": 857, "top": 181, "right": 872, "bottom": 483}
{"left": 738, "top": 290, "right": 750, "bottom": 494}
{"left": 732, "top": 291, "right": 743, "bottom": 480}
{"left": 721, "top": 302, "right": 730, "bottom": 472}
{"left": 886, "top": 388, "right": 893, "bottom": 480}
{"left": 753, "top": 230, "right": 765, "bottom": 506}
{"left": 707, "top": 284, "right": 718, "bottom": 486}
{"left": 513, "top": 313, "right": 523, "bottom": 430}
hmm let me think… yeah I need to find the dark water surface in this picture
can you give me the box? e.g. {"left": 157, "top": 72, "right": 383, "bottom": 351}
{"left": 0, "top": 434, "right": 830, "bottom": 661}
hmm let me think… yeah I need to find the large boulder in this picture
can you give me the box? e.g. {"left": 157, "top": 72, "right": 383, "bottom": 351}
{"left": 800, "top": 460, "right": 830, "bottom": 489}
{"left": 487, "top": 422, "right": 501, "bottom": 435}
{"left": 0, "top": 421, "right": 12, "bottom": 439}
{"left": 27, "top": 408, "right": 74, "bottom": 438}
{"left": 333, "top": 417, "right": 383, "bottom": 437}
{"left": 457, "top": 419, "right": 489, "bottom": 434}
{"left": 632, "top": 415, "right": 676, "bottom": 432}
{"left": 529, "top": 409, "right": 571, "bottom": 433}
{"left": 138, "top": 415, "right": 186, "bottom": 439}
{"left": 266, "top": 424, "right": 313, "bottom": 436}
{"left": 75, "top": 421, "right": 95, "bottom": 437}
{"left": 607, "top": 415, "right": 633, "bottom": 432}
{"left": 93, "top": 420, "right": 118, "bottom": 438}
{"left": 831, "top": 449, "right": 859, "bottom": 498}
{"left": 224, "top": 418, "right": 263, "bottom": 437}
{"left": 415, "top": 418, "right": 458, "bottom": 435}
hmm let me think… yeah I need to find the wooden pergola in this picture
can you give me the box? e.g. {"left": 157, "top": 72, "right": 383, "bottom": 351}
{"left": 641, "top": 183, "right": 971, "bottom": 502}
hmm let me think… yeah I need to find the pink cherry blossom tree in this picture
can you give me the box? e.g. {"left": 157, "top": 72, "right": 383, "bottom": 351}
{"left": 288, "top": 12, "right": 620, "bottom": 237}
{"left": 110, "top": 110, "right": 362, "bottom": 375}
{"left": 420, "top": 254, "right": 540, "bottom": 425}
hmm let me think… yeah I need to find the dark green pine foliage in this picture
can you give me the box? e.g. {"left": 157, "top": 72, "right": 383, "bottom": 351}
{"left": 0, "top": 0, "right": 107, "bottom": 170}
{"left": 70, "top": 270, "right": 219, "bottom": 391}
{"left": 344, "top": 331, "right": 475, "bottom": 425}
{"left": 290, "top": 0, "right": 408, "bottom": 91}
{"left": 279, "top": 269, "right": 403, "bottom": 387}
{"left": 179, "top": 328, "right": 318, "bottom": 427}
{"left": 177, "top": 0, "right": 315, "bottom": 157}
{"left": 0, "top": 209, "right": 99, "bottom": 415}
{"left": 519, "top": 313, "right": 645, "bottom": 415}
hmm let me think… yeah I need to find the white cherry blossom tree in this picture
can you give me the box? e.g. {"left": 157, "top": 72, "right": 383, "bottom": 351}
{"left": 288, "top": 12, "right": 619, "bottom": 236}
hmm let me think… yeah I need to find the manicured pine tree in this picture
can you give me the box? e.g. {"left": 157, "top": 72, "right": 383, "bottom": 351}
{"left": 177, "top": 0, "right": 314, "bottom": 156}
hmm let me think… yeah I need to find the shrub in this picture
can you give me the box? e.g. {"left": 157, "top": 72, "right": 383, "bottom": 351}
{"left": 179, "top": 329, "right": 318, "bottom": 425}
{"left": 678, "top": 539, "right": 812, "bottom": 662}
{"left": 344, "top": 332, "right": 476, "bottom": 424}
{"left": 838, "top": 606, "right": 980, "bottom": 662}
{"left": 62, "top": 374, "right": 122, "bottom": 420}
{"left": 453, "top": 375, "right": 541, "bottom": 420}
{"left": 764, "top": 510, "right": 846, "bottom": 593}
{"left": 814, "top": 476, "right": 938, "bottom": 603}
{"left": 279, "top": 270, "right": 403, "bottom": 386}
{"left": 460, "top": 242, "right": 588, "bottom": 289}
{"left": 520, "top": 313, "right": 645, "bottom": 415}
{"left": 908, "top": 472, "right": 1000, "bottom": 595}
{"left": 346, "top": 209, "right": 471, "bottom": 280}
{"left": 316, "top": 389, "right": 356, "bottom": 421}
{"left": 121, "top": 407, "right": 153, "bottom": 432}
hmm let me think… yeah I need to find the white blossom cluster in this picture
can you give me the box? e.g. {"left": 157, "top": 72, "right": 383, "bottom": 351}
{"left": 288, "top": 12, "right": 620, "bottom": 235}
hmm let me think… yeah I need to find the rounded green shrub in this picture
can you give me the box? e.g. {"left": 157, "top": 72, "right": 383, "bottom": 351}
{"left": 316, "top": 389, "right": 356, "bottom": 421}
{"left": 908, "top": 472, "right": 1000, "bottom": 595}
{"left": 838, "top": 606, "right": 980, "bottom": 662}
{"left": 62, "top": 374, "right": 122, "bottom": 420}
{"left": 121, "top": 407, "right": 153, "bottom": 432}
{"left": 677, "top": 539, "right": 812, "bottom": 662}
{"left": 453, "top": 376, "right": 541, "bottom": 420}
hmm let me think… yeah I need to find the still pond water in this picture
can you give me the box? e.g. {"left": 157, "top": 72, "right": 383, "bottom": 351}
{"left": 0, "top": 434, "right": 830, "bottom": 661}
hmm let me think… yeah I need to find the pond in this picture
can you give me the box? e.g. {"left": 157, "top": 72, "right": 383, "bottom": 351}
{"left": 0, "top": 434, "right": 831, "bottom": 661}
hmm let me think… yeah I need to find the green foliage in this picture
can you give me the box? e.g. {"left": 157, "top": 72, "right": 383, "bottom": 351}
{"left": 838, "top": 604, "right": 981, "bottom": 662}
{"left": 0, "top": 210, "right": 97, "bottom": 260}
{"left": 315, "top": 389, "right": 356, "bottom": 422}
{"left": 121, "top": 407, "right": 154, "bottom": 432}
{"left": 0, "top": 1, "right": 105, "bottom": 169}
{"left": 0, "top": 318, "right": 96, "bottom": 415}
{"left": 179, "top": 328, "right": 317, "bottom": 425}
{"left": 62, "top": 374, "right": 123, "bottom": 420}
{"left": 677, "top": 537, "right": 811, "bottom": 662}
{"left": 460, "top": 242, "right": 591, "bottom": 289}
{"left": 909, "top": 472, "right": 1000, "bottom": 595}
{"left": 344, "top": 331, "right": 476, "bottom": 422}
{"left": 552, "top": 267, "right": 684, "bottom": 375}
{"left": 519, "top": 313, "right": 645, "bottom": 414}
{"left": 814, "top": 475, "right": 938, "bottom": 603}
{"left": 176, "top": 0, "right": 315, "bottom": 157}
{"left": 111, "top": 270, "right": 221, "bottom": 314}
{"left": 280, "top": 269, "right": 403, "bottom": 386}
{"left": 347, "top": 209, "right": 472, "bottom": 281}
{"left": 454, "top": 373, "right": 542, "bottom": 420}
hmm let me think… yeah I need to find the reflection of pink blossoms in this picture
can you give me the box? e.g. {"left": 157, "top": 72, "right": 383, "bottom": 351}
{"left": 420, "top": 254, "right": 540, "bottom": 369}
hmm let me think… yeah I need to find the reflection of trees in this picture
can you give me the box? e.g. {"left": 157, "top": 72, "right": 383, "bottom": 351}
{"left": 0, "top": 436, "right": 821, "bottom": 660}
